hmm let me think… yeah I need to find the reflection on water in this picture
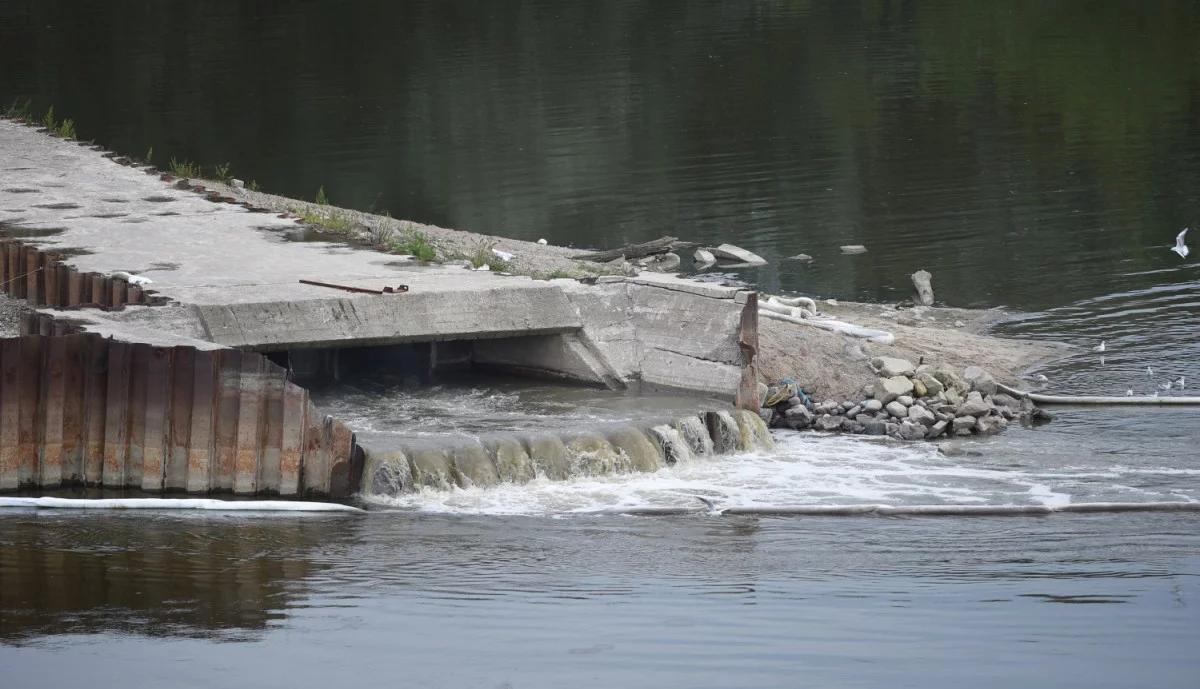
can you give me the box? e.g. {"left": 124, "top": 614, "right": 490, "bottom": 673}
{"left": 0, "top": 514, "right": 345, "bottom": 643}
{"left": 1, "top": 512, "right": 1198, "bottom": 688}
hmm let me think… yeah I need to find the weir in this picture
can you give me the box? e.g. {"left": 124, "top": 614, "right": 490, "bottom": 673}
{"left": 0, "top": 118, "right": 763, "bottom": 499}
{"left": 358, "top": 409, "right": 773, "bottom": 499}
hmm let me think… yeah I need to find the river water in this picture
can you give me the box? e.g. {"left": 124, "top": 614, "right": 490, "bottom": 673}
{"left": 1, "top": 1, "right": 1199, "bottom": 686}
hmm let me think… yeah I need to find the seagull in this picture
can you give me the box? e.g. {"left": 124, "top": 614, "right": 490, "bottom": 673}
{"left": 1035, "top": 374, "right": 1050, "bottom": 383}
{"left": 1171, "top": 228, "right": 1189, "bottom": 258}
{"left": 1092, "top": 341, "right": 1106, "bottom": 353}
{"left": 1159, "top": 380, "right": 1174, "bottom": 391}
{"left": 1177, "top": 376, "right": 1186, "bottom": 390}
{"left": 694, "top": 496, "right": 726, "bottom": 516}
{"left": 1146, "top": 366, "right": 1154, "bottom": 377}
{"left": 111, "top": 270, "right": 152, "bottom": 286}
{"left": 1126, "top": 388, "right": 1134, "bottom": 396}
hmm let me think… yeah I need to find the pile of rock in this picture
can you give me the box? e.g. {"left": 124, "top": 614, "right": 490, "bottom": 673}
{"left": 762, "top": 357, "right": 1051, "bottom": 441}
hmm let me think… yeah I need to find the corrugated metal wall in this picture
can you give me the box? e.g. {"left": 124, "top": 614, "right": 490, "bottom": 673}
{"left": 0, "top": 239, "right": 165, "bottom": 309}
{"left": 0, "top": 332, "right": 361, "bottom": 498}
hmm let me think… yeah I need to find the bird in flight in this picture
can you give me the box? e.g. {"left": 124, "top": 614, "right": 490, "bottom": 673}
{"left": 1172, "top": 228, "right": 1189, "bottom": 259}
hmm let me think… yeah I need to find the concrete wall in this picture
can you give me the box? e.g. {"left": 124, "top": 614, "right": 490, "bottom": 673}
{"left": 0, "top": 332, "right": 359, "bottom": 498}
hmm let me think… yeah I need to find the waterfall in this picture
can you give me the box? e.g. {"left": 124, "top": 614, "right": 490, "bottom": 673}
{"left": 357, "top": 407, "right": 773, "bottom": 498}
{"left": 674, "top": 415, "right": 715, "bottom": 456}
{"left": 709, "top": 411, "right": 743, "bottom": 453}
{"left": 362, "top": 449, "right": 413, "bottom": 497}
{"left": 649, "top": 424, "right": 694, "bottom": 466}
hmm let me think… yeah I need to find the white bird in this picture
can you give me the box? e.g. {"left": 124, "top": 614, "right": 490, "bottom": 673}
{"left": 1126, "top": 389, "right": 1134, "bottom": 396}
{"left": 1092, "top": 341, "right": 1106, "bottom": 353}
{"left": 694, "top": 496, "right": 725, "bottom": 516}
{"left": 1159, "top": 380, "right": 1173, "bottom": 391}
{"left": 1146, "top": 366, "right": 1154, "bottom": 377}
{"left": 1035, "top": 374, "right": 1050, "bottom": 383}
{"left": 1177, "top": 376, "right": 1186, "bottom": 390}
{"left": 1171, "top": 228, "right": 1189, "bottom": 259}
{"left": 537, "top": 238, "right": 548, "bottom": 245}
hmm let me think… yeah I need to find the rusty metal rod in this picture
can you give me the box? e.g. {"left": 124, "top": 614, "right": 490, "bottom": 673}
{"left": 298, "top": 279, "right": 409, "bottom": 295}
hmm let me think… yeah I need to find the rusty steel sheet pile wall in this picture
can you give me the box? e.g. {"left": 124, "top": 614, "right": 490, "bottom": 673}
{"left": 0, "top": 333, "right": 360, "bottom": 498}
{"left": 0, "top": 239, "right": 164, "bottom": 309}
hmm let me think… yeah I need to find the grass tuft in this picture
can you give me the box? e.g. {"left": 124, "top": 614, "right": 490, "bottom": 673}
{"left": 168, "top": 157, "right": 200, "bottom": 178}
{"left": 212, "top": 162, "right": 233, "bottom": 184}
{"left": 392, "top": 229, "right": 438, "bottom": 262}
{"left": 4, "top": 97, "right": 32, "bottom": 120}
{"left": 315, "top": 185, "right": 330, "bottom": 205}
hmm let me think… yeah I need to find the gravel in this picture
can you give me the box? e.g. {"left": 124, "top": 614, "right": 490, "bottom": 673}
{"left": 0, "top": 292, "right": 29, "bottom": 337}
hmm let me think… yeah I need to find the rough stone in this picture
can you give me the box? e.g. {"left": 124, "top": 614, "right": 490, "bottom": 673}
{"left": 787, "top": 396, "right": 805, "bottom": 408}
{"left": 788, "top": 253, "right": 814, "bottom": 262}
{"left": 708, "top": 243, "right": 767, "bottom": 266}
{"left": 872, "top": 376, "right": 915, "bottom": 404}
{"left": 785, "top": 406, "right": 814, "bottom": 424}
{"left": 863, "top": 399, "right": 883, "bottom": 413}
{"left": 840, "top": 417, "right": 859, "bottom": 432}
{"left": 845, "top": 404, "right": 862, "bottom": 419}
{"left": 885, "top": 401, "right": 909, "bottom": 418}
{"left": 912, "top": 378, "right": 928, "bottom": 397}
{"left": 952, "top": 415, "right": 977, "bottom": 433}
{"left": 840, "top": 244, "right": 868, "bottom": 254}
{"left": 898, "top": 421, "right": 927, "bottom": 440}
{"left": 914, "top": 372, "right": 944, "bottom": 397}
{"left": 957, "top": 391, "right": 991, "bottom": 418}
{"left": 815, "top": 414, "right": 844, "bottom": 432}
{"left": 693, "top": 248, "right": 716, "bottom": 265}
{"left": 976, "top": 415, "right": 1004, "bottom": 435}
{"left": 862, "top": 419, "right": 887, "bottom": 436}
{"left": 896, "top": 395, "right": 914, "bottom": 407}
{"left": 911, "top": 269, "right": 934, "bottom": 306}
{"left": 962, "top": 365, "right": 997, "bottom": 396}
{"left": 927, "top": 419, "right": 949, "bottom": 439}
{"left": 944, "top": 388, "right": 962, "bottom": 406}
{"left": 885, "top": 422, "right": 900, "bottom": 437}
{"left": 871, "top": 356, "right": 916, "bottom": 378}
{"left": 932, "top": 368, "right": 969, "bottom": 394}
{"left": 991, "top": 393, "right": 1019, "bottom": 409}
{"left": 907, "top": 405, "right": 936, "bottom": 426}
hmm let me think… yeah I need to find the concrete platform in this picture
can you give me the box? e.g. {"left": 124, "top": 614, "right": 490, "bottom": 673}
{"left": 0, "top": 118, "right": 760, "bottom": 497}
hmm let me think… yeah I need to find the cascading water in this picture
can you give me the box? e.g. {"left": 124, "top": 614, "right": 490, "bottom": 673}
{"left": 649, "top": 425, "right": 694, "bottom": 466}
{"left": 358, "top": 408, "right": 775, "bottom": 500}
{"left": 675, "top": 415, "right": 715, "bottom": 456}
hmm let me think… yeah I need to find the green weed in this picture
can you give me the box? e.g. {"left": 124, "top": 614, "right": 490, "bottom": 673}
{"left": 392, "top": 230, "right": 438, "bottom": 262}
{"left": 299, "top": 206, "right": 355, "bottom": 235}
{"left": 144, "top": 146, "right": 154, "bottom": 164}
{"left": 5, "top": 97, "right": 32, "bottom": 120}
{"left": 246, "top": 179, "right": 261, "bottom": 192}
{"left": 212, "top": 162, "right": 233, "bottom": 184}
{"left": 315, "top": 186, "right": 330, "bottom": 205}
{"left": 168, "top": 157, "right": 201, "bottom": 178}
{"left": 55, "top": 118, "right": 75, "bottom": 139}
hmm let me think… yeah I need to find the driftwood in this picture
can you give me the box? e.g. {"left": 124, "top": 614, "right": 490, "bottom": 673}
{"left": 574, "top": 236, "right": 678, "bottom": 263}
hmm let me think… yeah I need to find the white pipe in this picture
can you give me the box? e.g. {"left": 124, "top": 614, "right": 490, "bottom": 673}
{"left": 0, "top": 497, "right": 365, "bottom": 513}
{"left": 997, "top": 383, "right": 1200, "bottom": 406}
{"left": 766, "top": 295, "right": 818, "bottom": 313}
{"left": 759, "top": 309, "right": 895, "bottom": 344}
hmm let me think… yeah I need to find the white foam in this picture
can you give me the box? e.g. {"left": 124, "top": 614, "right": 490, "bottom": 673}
{"left": 365, "top": 431, "right": 1101, "bottom": 516}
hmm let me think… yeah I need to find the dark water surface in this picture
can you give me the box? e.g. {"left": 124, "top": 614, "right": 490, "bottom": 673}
{"left": 2, "top": 1, "right": 1199, "bottom": 686}
{"left": 2, "top": 511, "right": 1198, "bottom": 689}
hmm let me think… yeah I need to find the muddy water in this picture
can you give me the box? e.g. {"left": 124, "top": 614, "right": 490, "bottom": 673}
{"left": 2, "top": 0, "right": 1199, "bottom": 686}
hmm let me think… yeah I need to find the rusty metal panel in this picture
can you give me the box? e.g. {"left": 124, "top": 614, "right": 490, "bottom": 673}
{"left": 39, "top": 335, "right": 67, "bottom": 487}
{"left": 111, "top": 277, "right": 128, "bottom": 308}
{"left": 11, "top": 245, "right": 27, "bottom": 298}
{"left": 0, "top": 242, "right": 9, "bottom": 288}
{"left": 302, "top": 413, "right": 332, "bottom": 497}
{"left": 186, "top": 349, "right": 217, "bottom": 493}
{"left": 61, "top": 333, "right": 87, "bottom": 482}
{"left": 279, "top": 382, "right": 306, "bottom": 496}
{"left": 44, "top": 258, "right": 60, "bottom": 308}
{"left": 258, "top": 367, "right": 286, "bottom": 495}
{"left": 327, "top": 420, "right": 356, "bottom": 499}
{"left": 102, "top": 340, "right": 132, "bottom": 487}
{"left": 233, "top": 353, "right": 264, "bottom": 494}
{"left": 166, "top": 346, "right": 194, "bottom": 491}
{"left": 735, "top": 292, "right": 760, "bottom": 412}
{"left": 128, "top": 284, "right": 143, "bottom": 304}
{"left": 88, "top": 274, "right": 105, "bottom": 307}
{"left": 16, "top": 336, "right": 42, "bottom": 487}
{"left": 67, "top": 268, "right": 84, "bottom": 306}
{"left": 141, "top": 346, "right": 171, "bottom": 492}
{"left": 81, "top": 335, "right": 109, "bottom": 484}
{"left": 213, "top": 350, "right": 241, "bottom": 492}
{"left": 25, "top": 247, "right": 40, "bottom": 305}
{"left": 0, "top": 338, "right": 20, "bottom": 490}
{"left": 126, "top": 343, "right": 150, "bottom": 486}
